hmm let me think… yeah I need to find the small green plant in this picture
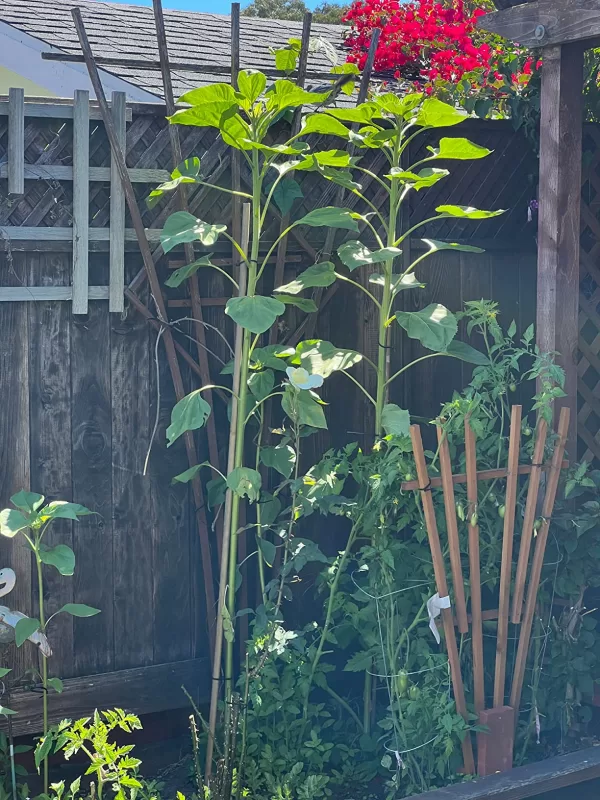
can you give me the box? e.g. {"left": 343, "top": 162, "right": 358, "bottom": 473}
{"left": 0, "top": 492, "right": 100, "bottom": 792}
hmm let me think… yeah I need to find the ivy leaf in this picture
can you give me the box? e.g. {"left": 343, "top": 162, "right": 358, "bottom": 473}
{"left": 381, "top": 404, "right": 410, "bottom": 437}
{"left": 421, "top": 239, "right": 485, "bottom": 254}
{"left": 275, "top": 262, "right": 336, "bottom": 295}
{"left": 248, "top": 369, "right": 275, "bottom": 402}
{"left": 301, "top": 114, "right": 349, "bottom": 139}
{"left": 337, "top": 241, "right": 402, "bottom": 270}
{"left": 225, "top": 296, "right": 286, "bottom": 334}
{"left": 47, "top": 677, "right": 64, "bottom": 694}
{"left": 15, "top": 617, "right": 41, "bottom": 648}
{"left": 165, "top": 255, "right": 215, "bottom": 288}
{"left": 385, "top": 168, "right": 449, "bottom": 190}
{"left": 167, "top": 390, "right": 211, "bottom": 446}
{"left": 260, "top": 444, "right": 296, "bottom": 478}
{"left": 276, "top": 295, "right": 317, "bottom": 313}
{"left": 282, "top": 386, "right": 327, "bottom": 429}
{"left": 0, "top": 509, "right": 30, "bottom": 537}
{"left": 10, "top": 491, "right": 44, "bottom": 513}
{"left": 237, "top": 70, "right": 266, "bottom": 103}
{"left": 57, "top": 603, "right": 101, "bottom": 618}
{"left": 272, "top": 178, "right": 303, "bottom": 215}
{"left": 426, "top": 137, "right": 492, "bottom": 160}
{"left": 395, "top": 304, "right": 457, "bottom": 351}
{"left": 39, "top": 544, "right": 75, "bottom": 576}
{"left": 226, "top": 467, "right": 262, "bottom": 502}
{"left": 445, "top": 340, "right": 490, "bottom": 365}
{"left": 295, "top": 207, "right": 359, "bottom": 232}
{"left": 257, "top": 536, "right": 277, "bottom": 567}
{"left": 161, "top": 211, "right": 227, "bottom": 253}
{"left": 415, "top": 98, "right": 467, "bottom": 128}
{"left": 436, "top": 205, "right": 505, "bottom": 219}
{"left": 298, "top": 340, "right": 362, "bottom": 377}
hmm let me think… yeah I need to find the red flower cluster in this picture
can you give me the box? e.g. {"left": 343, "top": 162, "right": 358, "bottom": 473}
{"left": 342, "top": 0, "right": 532, "bottom": 89}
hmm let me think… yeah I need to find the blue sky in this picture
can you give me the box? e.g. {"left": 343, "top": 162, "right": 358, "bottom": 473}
{"left": 108, "top": 0, "right": 320, "bottom": 16}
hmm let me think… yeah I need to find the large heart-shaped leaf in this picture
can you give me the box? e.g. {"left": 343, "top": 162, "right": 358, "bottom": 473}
{"left": 275, "top": 262, "right": 336, "bottom": 295}
{"left": 301, "top": 114, "right": 350, "bottom": 138}
{"left": 178, "top": 84, "right": 238, "bottom": 106}
{"left": 225, "top": 296, "right": 286, "bottom": 334}
{"left": 415, "top": 98, "right": 467, "bottom": 128}
{"left": 295, "top": 207, "right": 358, "bottom": 232}
{"left": 226, "top": 467, "right": 262, "bottom": 502}
{"left": 248, "top": 369, "right": 275, "bottom": 402}
{"left": 298, "top": 340, "right": 362, "bottom": 377}
{"left": 282, "top": 387, "right": 327, "bottom": 429}
{"left": 167, "top": 390, "right": 211, "bottom": 446}
{"left": 39, "top": 544, "right": 75, "bottom": 576}
{"left": 10, "top": 491, "right": 44, "bottom": 513}
{"left": 369, "top": 273, "right": 425, "bottom": 294}
{"left": 165, "top": 255, "right": 215, "bottom": 288}
{"left": 276, "top": 295, "right": 317, "bottom": 313}
{"left": 381, "top": 404, "right": 411, "bottom": 436}
{"left": 324, "top": 104, "right": 378, "bottom": 123}
{"left": 260, "top": 444, "right": 296, "bottom": 478}
{"left": 445, "top": 340, "right": 490, "bottom": 365}
{"left": 421, "top": 239, "right": 485, "bottom": 254}
{"left": 426, "top": 137, "right": 492, "bottom": 161}
{"left": 395, "top": 304, "right": 457, "bottom": 351}
{"left": 266, "top": 80, "right": 329, "bottom": 111}
{"left": 338, "top": 241, "right": 402, "bottom": 270}
{"left": 272, "top": 178, "right": 303, "bottom": 215}
{"left": 161, "top": 211, "right": 227, "bottom": 253}
{"left": 38, "top": 502, "right": 93, "bottom": 521}
{"left": 57, "top": 603, "right": 101, "bottom": 618}
{"left": 294, "top": 150, "right": 352, "bottom": 171}
{"left": 436, "top": 205, "right": 505, "bottom": 220}
{"left": 15, "top": 617, "right": 40, "bottom": 647}
{"left": 274, "top": 47, "right": 299, "bottom": 72}
{"left": 237, "top": 70, "right": 266, "bottom": 103}
{"left": 0, "top": 509, "right": 30, "bottom": 537}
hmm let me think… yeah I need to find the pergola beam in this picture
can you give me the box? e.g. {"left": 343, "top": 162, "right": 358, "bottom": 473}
{"left": 479, "top": 1, "right": 600, "bottom": 49}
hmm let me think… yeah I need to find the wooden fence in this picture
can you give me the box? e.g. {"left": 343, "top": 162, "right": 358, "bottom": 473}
{"left": 0, "top": 90, "right": 573, "bottom": 730}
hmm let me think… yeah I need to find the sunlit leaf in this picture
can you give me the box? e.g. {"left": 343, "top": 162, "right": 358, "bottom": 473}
{"left": 57, "top": 603, "right": 101, "bottom": 618}
{"left": 266, "top": 80, "right": 329, "bottom": 111}
{"left": 395, "top": 304, "right": 457, "bottom": 351}
{"left": 177, "top": 83, "right": 238, "bottom": 106}
{"left": 281, "top": 386, "right": 327, "bottom": 429}
{"left": 445, "top": 340, "right": 490, "bottom": 365}
{"left": 15, "top": 617, "right": 40, "bottom": 648}
{"left": 373, "top": 92, "right": 423, "bottom": 118}
{"left": 274, "top": 47, "right": 299, "bottom": 72}
{"left": 161, "top": 211, "right": 226, "bottom": 253}
{"left": 386, "top": 168, "right": 449, "bottom": 190}
{"left": 275, "top": 261, "right": 336, "bottom": 295}
{"left": 251, "top": 345, "right": 295, "bottom": 371}
{"left": 426, "top": 137, "right": 492, "bottom": 160}
{"left": 39, "top": 502, "right": 92, "bottom": 521}
{"left": 295, "top": 207, "right": 358, "bottom": 231}
{"left": 260, "top": 444, "right": 296, "bottom": 478}
{"left": 169, "top": 100, "right": 237, "bottom": 129}
{"left": 39, "top": 544, "right": 75, "bottom": 576}
{"left": 436, "top": 205, "right": 505, "bottom": 219}
{"left": 301, "top": 114, "right": 350, "bottom": 138}
{"left": 323, "top": 104, "right": 378, "bottom": 123}
{"left": 416, "top": 98, "right": 468, "bottom": 128}
{"left": 226, "top": 467, "right": 262, "bottom": 502}
{"left": 298, "top": 340, "right": 362, "bottom": 377}
{"left": 338, "top": 241, "right": 402, "bottom": 270}
{"left": 0, "top": 509, "right": 29, "bottom": 537}
{"left": 167, "top": 390, "right": 211, "bottom": 445}
{"left": 421, "top": 239, "right": 485, "bottom": 254}
{"left": 10, "top": 491, "right": 44, "bottom": 513}
{"left": 276, "top": 294, "right": 317, "bottom": 313}
{"left": 47, "top": 677, "right": 64, "bottom": 694}
{"left": 369, "top": 273, "right": 425, "bottom": 294}
{"left": 237, "top": 70, "right": 267, "bottom": 103}
{"left": 225, "top": 296, "right": 286, "bottom": 334}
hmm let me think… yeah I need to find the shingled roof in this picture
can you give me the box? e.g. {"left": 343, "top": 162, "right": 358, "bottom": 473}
{"left": 0, "top": 0, "right": 346, "bottom": 99}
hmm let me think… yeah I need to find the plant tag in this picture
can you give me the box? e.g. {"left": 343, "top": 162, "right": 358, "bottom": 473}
{"left": 427, "top": 592, "right": 450, "bottom": 644}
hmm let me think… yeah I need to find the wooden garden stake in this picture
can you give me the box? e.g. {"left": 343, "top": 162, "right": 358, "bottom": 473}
{"left": 70, "top": 7, "right": 217, "bottom": 655}
{"left": 437, "top": 424, "right": 469, "bottom": 634}
{"left": 493, "top": 404, "right": 522, "bottom": 707}
{"left": 464, "top": 417, "right": 484, "bottom": 714}
{"left": 511, "top": 418, "right": 548, "bottom": 623}
{"left": 510, "top": 407, "right": 570, "bottom": 717}
{"left": 205, "top": 204, "right": 250, "bottom": 781}
{"left": 410, "top": 424, "right": 475, "bottom": 775}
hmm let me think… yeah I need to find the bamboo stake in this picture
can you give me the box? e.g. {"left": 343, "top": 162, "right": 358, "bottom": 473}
{"left": 205, "top": 204, "right": 251, "bottom": 781}
{"left": 410, "top": 424, "right": 475, "bottom": 775}
{"left": 510, "top": 408, "right": 570, "bottom": 717}
{"left": 70, "top": 7, "right": 218, "bottom": 654}
{"left": 493, "top": 405, "right": 522, "bottom": 707}
{"left": 437, "top": 425, "right": 469, "bottom": 634}
{"left": 464, "top": 417, "right": 485, "bottom": 714}
{"left": 511, "top": 418, "right": 548, "bottom": 624}
{"left": 152, "top": 0, "right": 222, "bottom": 480}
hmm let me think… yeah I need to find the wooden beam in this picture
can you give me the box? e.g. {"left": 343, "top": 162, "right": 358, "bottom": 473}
{"left": 0, "top": 227, "right": 162, "bottom": 242}
{"left": 0, "top": 165, "right": 169, "bottom": 182}
{"left": 0, "top": 100, "right": 132, "bottom": 121}
{"left": 477, "top": 1, "right": 600, "bottom": 49}
{"left": 536, "top": 43, "right": 583, "bottom": 459}
{"left": 1, "top": 658, "right": 208, "bottom": 737}
{"left": 109, "top": 91, "right": 127, "bottom": 313}
{"left": 72, "top": 89, "right": 90, "bottom": 315}
{"left": 0, "top": 286, "right": 108, "bottom": 301}
{"left": 7, "top": 88, "right": 24, "bottom": 196}
{"left": 402, "top": 744, "right": 600, "bottom": 800}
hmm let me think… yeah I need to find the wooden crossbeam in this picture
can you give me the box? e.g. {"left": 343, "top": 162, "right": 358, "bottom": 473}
{"left": 0, "top": 164, "right": 169, "bottom": 182}
{"left": 0, "top": 100, "right": 132, "bottom": 121}
{"left": 477, "top": 1, "right": 600, "bottom": 48}
{"left": 400, "top": 459, "right": 568, "bottom": 491}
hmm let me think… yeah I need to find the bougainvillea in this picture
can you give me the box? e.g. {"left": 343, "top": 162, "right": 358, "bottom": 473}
{"left": 342, "top": 0, "right": 537, "bottom": 96}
